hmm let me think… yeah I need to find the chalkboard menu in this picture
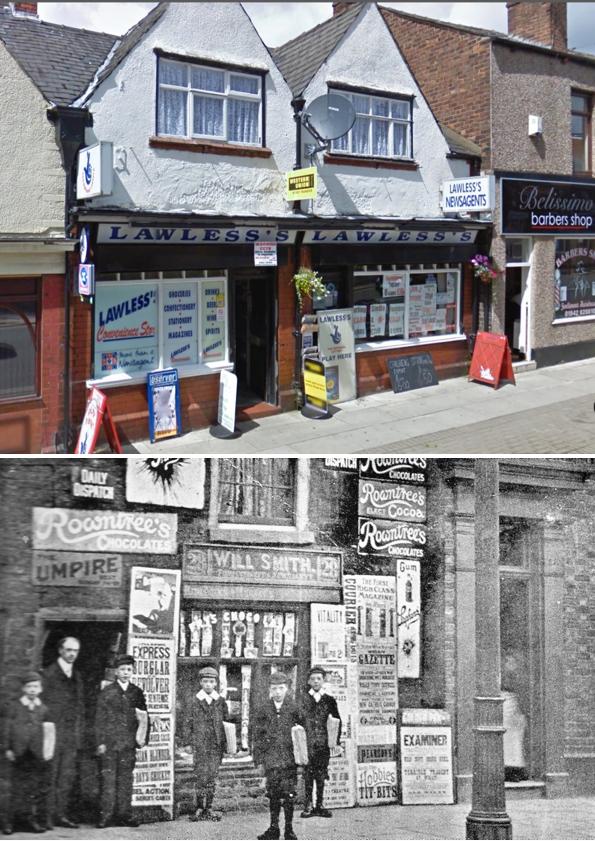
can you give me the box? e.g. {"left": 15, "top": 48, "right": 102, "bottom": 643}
{"left": 387, "top": 353, "right": 438, "bottom": 394}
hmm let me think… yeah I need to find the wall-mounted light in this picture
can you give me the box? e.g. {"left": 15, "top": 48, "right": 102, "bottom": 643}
{"left": 528, "top": 115, "right": 543, "bottom": 136}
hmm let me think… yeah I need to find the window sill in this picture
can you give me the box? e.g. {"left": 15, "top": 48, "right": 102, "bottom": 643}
{"left": 551, "top": 315, "right": 595, "bottom": 325}
{"left": 355, "top": 332, "right": 466, "bottom": 352}
{"left": 0, "top": 395, "right": 42, "bottom": 410}
{"left": 210, "top": 523, "right": 315, "bottom": 545}
{"left": 87, "top": 360, "right": 233, "bottom": 390}
{"left": 323, "top": 153, "right": 418, "bottom": 171}
{"left": 149, "top": 136, "right": 272, "bottom": 158}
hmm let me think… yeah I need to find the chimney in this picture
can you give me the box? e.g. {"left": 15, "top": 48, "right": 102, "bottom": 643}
{"left": 332, "top": 1, "right": 352, "bottom": 15}
{"left": 506, "top": 2, "right": 567, "bottom": 51}
{"left": 11, "top": 2, "right": 39, "bottom": 17}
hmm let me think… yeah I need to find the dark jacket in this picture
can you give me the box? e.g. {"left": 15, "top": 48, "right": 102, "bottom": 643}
{"left": 41, "top": 662, "right": 84, "bottom": 748}
{"left": 95, "top": 681, "right": 148, "bottom": 751}
{"left": 6, "top": 699, "right": 53, "bottom": 760}
{"left": 188, "top": 694, "right": 230, "bottom": 764}
{"left": 253, "top": 698, "right": 303, "bottom": 772}
{"left": 301, "top": 691, "right": 342, "bottom": 752}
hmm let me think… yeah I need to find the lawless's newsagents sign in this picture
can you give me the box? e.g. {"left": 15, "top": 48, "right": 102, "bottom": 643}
{"left": 302, "top": 229, "right": 476, "bottom": 244}
{"left": 358, "top": 480, "right": 426, "bottom": 523}
{"left": 358, "top": 517, "right": 426, "bottom": 558}
{"left": 32, "top": 508, "right": 178, "bottom": 554}
{"left": 441, "top": 176, "right": 495, "bottom": 212}
{"left": 97, "top": 225, "right": 297, "bottom": 244}
{"left": 501, "top": 178, "right": 595, "bottom": 235}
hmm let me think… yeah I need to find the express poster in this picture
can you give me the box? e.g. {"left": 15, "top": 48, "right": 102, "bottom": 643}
{"left": 94, "top": 284, "right": 159, "bottom": 376}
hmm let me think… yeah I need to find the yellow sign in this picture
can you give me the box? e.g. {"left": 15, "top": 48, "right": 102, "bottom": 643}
{"left": 304, "top": 368, "right": 327, "bottom": 401}
{"left": 303, "top": 357, "right": 328, "bottom": 414}
{"left": 285, "top": 167, "right": 317, "bottom": 201}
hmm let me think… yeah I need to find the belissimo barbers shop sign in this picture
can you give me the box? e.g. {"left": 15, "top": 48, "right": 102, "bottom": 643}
{"left": 501, "top": 178, "right": 595, "bottom": 235}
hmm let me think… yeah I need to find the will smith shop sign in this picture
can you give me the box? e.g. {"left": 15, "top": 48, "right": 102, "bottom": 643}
{"left": 501, "top": 178, "right": 595, "bottom": 235}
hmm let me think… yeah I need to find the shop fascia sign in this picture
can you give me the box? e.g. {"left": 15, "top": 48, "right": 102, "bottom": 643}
{"left": 97, "top": 224, "right": 297, "bottom": 244}
{"left": 441, "top": 175, "right": 495, "bottom": 212}
{"left": 76, "top": 142, "right": 113, "bottom": 200}
{"left": 302, "top": 229, "right": 476, "bottom": 244}
{"left": 501, "top": 177, "right": 595, "bottom": 235}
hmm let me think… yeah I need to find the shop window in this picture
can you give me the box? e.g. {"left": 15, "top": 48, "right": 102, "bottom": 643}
{"left": 553, "top": 239, "right": 595, "bottom": 322}
{"left": 209, "top": 458, "right": 314, "bottom": 544}
{"left": 351, "top": 267, "right": 460, "bottom": 342}
{"left": 571, "top": 91, "right": 592, "bottom": 175}
{"left": 330, "top": 88, "right": 413, "bottom": 159}
{"left": 176, "top": 604, "right": 307, "bottom": 761}
{"left": 92, "top": 272, "right": 229, "bottom": 382}
{"left": 157, "top": 56, "right": 263, "bottom": 146}
{"left": 0, "top": 278, "right": 39, "bottom": 400}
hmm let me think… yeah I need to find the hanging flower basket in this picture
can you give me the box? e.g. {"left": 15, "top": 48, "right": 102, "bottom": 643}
{"left": 470, "top": 254, "right": 500, "bottom": 284}
{"left": 292, "top": 266, "right": 326, "bottom": 312}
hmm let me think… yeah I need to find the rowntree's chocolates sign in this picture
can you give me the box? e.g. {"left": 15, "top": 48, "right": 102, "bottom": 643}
{"left": 359, "top": 458, "right": 426, "bottom": 484}
{"left": 358, "top": 518, "right": 426, "bottom": 559}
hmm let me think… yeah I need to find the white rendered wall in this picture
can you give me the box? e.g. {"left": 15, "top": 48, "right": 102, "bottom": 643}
{"left": 84, "top": 2, "right": 295, "bottom": 217}
{"left": 0, "top": 42, "right": 65, "bottom": 237}
{"left": 302, "top": 4, "right": 463, "bottom": 218}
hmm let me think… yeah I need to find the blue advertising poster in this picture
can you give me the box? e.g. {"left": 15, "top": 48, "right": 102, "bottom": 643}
{"left": 147, "top": 368, "right": 182, "bottom": 443}
{"left": 94, "top": 284, "right": 159, "bottom": 376}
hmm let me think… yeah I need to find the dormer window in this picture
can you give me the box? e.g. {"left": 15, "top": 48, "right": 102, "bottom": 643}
{"left": 157, "top": 56, "right": 263, "bottom": 146}
{"left": 329, "top": 88, "right": 413, "bottom": 159}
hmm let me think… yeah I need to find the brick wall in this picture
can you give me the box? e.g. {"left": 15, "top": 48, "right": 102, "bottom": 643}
{"left": 40, "top": 273, "right": 65, "bottom": 452}
{"left": 381, "top": 10, "right": 493, "bottom": 168}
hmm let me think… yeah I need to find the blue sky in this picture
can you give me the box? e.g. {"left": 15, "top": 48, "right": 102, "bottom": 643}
{"left": 37, "top": 2, "right": 595, "bottom": 53}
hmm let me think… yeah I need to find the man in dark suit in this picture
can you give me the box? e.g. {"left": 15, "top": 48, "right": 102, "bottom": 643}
{"left": 254, "top": 672, "right": 304, "bottom": 841}
{"left": 300, "top": 665, "right": 342, "bottom": 818}
{"left": 41, "top": 636, "right": 84, "bottom": 829}
{"left": 95, "top": 654, "right": 149, "bottom": 828}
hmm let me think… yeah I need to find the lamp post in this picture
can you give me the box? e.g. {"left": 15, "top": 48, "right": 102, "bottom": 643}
{"left": 466, "top": 459, "right": 512, "bottom": 840}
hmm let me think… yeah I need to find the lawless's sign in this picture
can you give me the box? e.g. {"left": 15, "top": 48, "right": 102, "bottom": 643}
{"left": 359, "top": 457, "right": 426, "bottom": 484}
{"left": 71, "top": 466, "right": 115, "bottom": 500}
{"left": 501, "top": 178, "right": 595, "bottom": 235}
{"left": 184, "top": 544, "right": 341, "bottom": 589}
{"left": 358, "top": 479, "right": 426, "bottom": 523}
{"left": 358, "top": 517, "right": 426, "bottom": 558}
{"left": 441, "top": 175, "right": 495, "bottom": 212}
{"left": 32, "top": 551, "right": 122, "bottom": 587}
{"left": 302, "top": 229, "right": 476, "bottom": 244}
{"left": 32, "top": 508, "right": 178, "bottom": 554}
{"left": 97, "top": 224, "right": 297, "bottom": 244}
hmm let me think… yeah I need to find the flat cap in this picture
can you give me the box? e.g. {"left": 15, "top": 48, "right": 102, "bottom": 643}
{"left": 199, "top": 666, "right": 218, "bottom": 680}
{"left": 115, "top": 654, "right": 135, "bottom": 667}
{"left": 270, "top": 672, "right": 290, "bottom": 686}
{"left": 308, "top": 665, "right": 327, "bottom": 677}
{"left": 22, "top": 671, "right": 42, "bottom": 685}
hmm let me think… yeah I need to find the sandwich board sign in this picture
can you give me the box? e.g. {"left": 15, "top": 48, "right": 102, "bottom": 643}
{"left": 469, "top": 332, "right": 516, "bottom": 389}
{"left": 74, "top": 387, "right": 121, "bottom": 454}
{"left": 147, "top": 368, "right": 182, "bottom": 443}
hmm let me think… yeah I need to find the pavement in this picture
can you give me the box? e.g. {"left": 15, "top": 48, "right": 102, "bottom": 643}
{"left": 6, "top": 797, "right": 595, "bottom": 840}
{"left": 123, "top": 357, "right": 595, "bottom": 454}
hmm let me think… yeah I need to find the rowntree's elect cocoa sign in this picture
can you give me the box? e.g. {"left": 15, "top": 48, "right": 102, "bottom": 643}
{"left": 359, "top": 458, "right": 426, "bottom": 484}
{"left": 358, "top": 518, "right": 426, "bottom": 559}
{"left": 358, "top": 480, "right": 426, "bottom": 523}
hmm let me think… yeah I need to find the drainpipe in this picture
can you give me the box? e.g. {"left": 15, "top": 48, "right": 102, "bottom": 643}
{"left": 291, "top": 96, "right": 306, "bottom": 215}
{"left": 291, "top": 97, "right": 307, "bottom": 408}
{"left": 47, "top": 106, "right": 93, "bottom": 452}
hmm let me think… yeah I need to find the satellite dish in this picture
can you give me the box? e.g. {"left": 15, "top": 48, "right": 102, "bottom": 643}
{"left": 302, "top": 93, "right": 356, "bottom": 143}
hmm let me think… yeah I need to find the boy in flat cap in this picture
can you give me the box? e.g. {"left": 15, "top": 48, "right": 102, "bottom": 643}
{"left": 4, "top": 672, "right": 55, "bottom": 835}
{"left": 187, "top": 666, "right": 230, "bottom": 822}
{"left": 254, "top": 672, "right": 304, "bottom": 841}
{"left": 95, "top": 654, "right": 149, "bottom": 828}
{"left": 300, "top": 665, "right": 342, "bottom": 818}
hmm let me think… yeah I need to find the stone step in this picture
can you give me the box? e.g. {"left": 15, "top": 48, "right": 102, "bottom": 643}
{"left": 505, "top": 781, "right": 546, "bottom": 799}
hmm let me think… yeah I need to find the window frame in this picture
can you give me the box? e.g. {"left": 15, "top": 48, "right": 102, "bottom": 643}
{"left": 571, "top": 90, "right": 592, "bottom": 176}
{"left": 328, "top": 86, "right": 414, "bottom": 161}
{"left": 156, "top": 53, "right": 264, "bottom": 147}
{"left": 0, "top": 278, "right": 40, "bottom": 402}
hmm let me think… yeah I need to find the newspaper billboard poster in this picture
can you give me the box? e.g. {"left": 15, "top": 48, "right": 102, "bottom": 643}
{"left": 400, "top": 725, "right": 454, "bottom": 805}
{"left": 132, "top": 713, "right": 175, "bottom": 810}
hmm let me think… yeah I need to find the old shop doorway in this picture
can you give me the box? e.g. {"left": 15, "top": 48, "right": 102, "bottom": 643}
{"left": 41, "top": 620, "right": 126, "bottom": 820}
{"left": 230, "top": 267, "right": 277, "bottom": 407}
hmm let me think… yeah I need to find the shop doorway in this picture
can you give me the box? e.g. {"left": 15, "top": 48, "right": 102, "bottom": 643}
{"left": 41, "top": 620, "right": 125, "bottom": 820}
{"left": 230, "top": 268, "right": 277, "bottom": 406}
{"left": 504, "top": 239, "right": 532, "bottom": 361}
{"left": 499, "top": 518, "right": 544, "bottom": 783}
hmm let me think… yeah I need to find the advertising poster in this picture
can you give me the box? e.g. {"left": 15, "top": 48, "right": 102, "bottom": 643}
{"left": 358, "top": 479, "right": 426, "bottom": 523}
{"left": 201, "top": 280, "right": 226, "bottom": 362}
{"left": 128, "top": 567, "right": 181, "bottom": 639}
{"left": 74, "top": 387, "right": 107, "bottom": 454}
{"left": 94, "top": 284, "right": 159, "bottom": 376}
{"left": 132, "top": 713, "right": 175, "bottom": 810}
{"left": 343, "top": 576, "right": 398, "bottom": 806}
{"left": 388, "top": 304, "right": 404, "bottom": 337}
{"left": 32, "top": 551, "right": 122, "bottom": 587}
{"left": 126, "top": 458, "right": 205, "bottom": 509}
{"left": 147, "top": 369, "right": 181, "bottom": 443}
{"left": 382, "top": 273, "right": 406, "bottom": 298}
{"left": 358, "top": 517, "right": 426, "bottom": 559}
{"left": 397, "top": 560, "right": 421, "bottom": 679}
{"left": 317, "top": 309, "right": 356, "bottom": 403}
{"left": 359, "top": 458, "right": 427, "bottom": 484}
{"left": 353, "top": 305, "right": 367, "bottom": 339}
{"left": 163, "top": 283, "right": 198, "bottom": 366}
{"left": 400, "top": 724, "right": 454, "bottom": 805}
{"left": 369, "top": 303, "right": 387, "bottom": 337}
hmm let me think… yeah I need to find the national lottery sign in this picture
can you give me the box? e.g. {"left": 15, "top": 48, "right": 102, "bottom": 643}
{"left": 94, "top": 284, "right": 159, "bottom": 376}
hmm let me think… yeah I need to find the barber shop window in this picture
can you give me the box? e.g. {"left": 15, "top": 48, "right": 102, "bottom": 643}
{"left": 157, "top": 56, "right": 263, "bottom": 146}
{"left": 0, "top": 279, "right": 39, "bottom": 400}
{"left": 330, "top": 89, "right": 413, "bottom": 159}
{"left": 209, "top": 458, "right": 314, "bottom": 543}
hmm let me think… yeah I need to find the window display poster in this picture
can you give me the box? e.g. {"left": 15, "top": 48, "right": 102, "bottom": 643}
{"left": 400, "top": 725, "right": 454, "bottom": 804}
{"left": 388, "top": 304, "right": 404, "bottom": 337}
{"left": 201, "top": 279, "right": 226, "bottom": 362}
{"left": 396, "top": 559, "right": 421, "bottom": 679}
{"left": 132, "top": 713, "right": 174, "bottom": 813}
{"left": 128, "top": 566, "right": 181, "bottom": 641}
{"left": 369, "top": 303, "right": 387, "bottom": 337}
{"left": 382, "top": 273, "right": 406, "bottom": 298}
{"left": 311, "top": 603, "right": 346, "bottom": 664}
{"left": 94, "top": 284, "right": 159, "bottom": 376}
{"left": 147, "top": 368, "right": 181, "bottom": 443}
{"left": 317, "top": 309, "right": 356, "bottom": 403}
{"left": 126, "top": 458, "right": 205, "bottom": 509}
{"left": 163, "top": 283, "right": 198, "bottom": 366}
{"left": 554, "top": 242, "right": 595, "bottom": 320}
{"left": 353, "top": 305, "right": 368, "bottom": 339}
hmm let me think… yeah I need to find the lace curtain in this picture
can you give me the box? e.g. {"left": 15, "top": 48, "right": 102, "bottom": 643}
{"left": 218, "top": 459, "right": 296, "bottom": 524}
